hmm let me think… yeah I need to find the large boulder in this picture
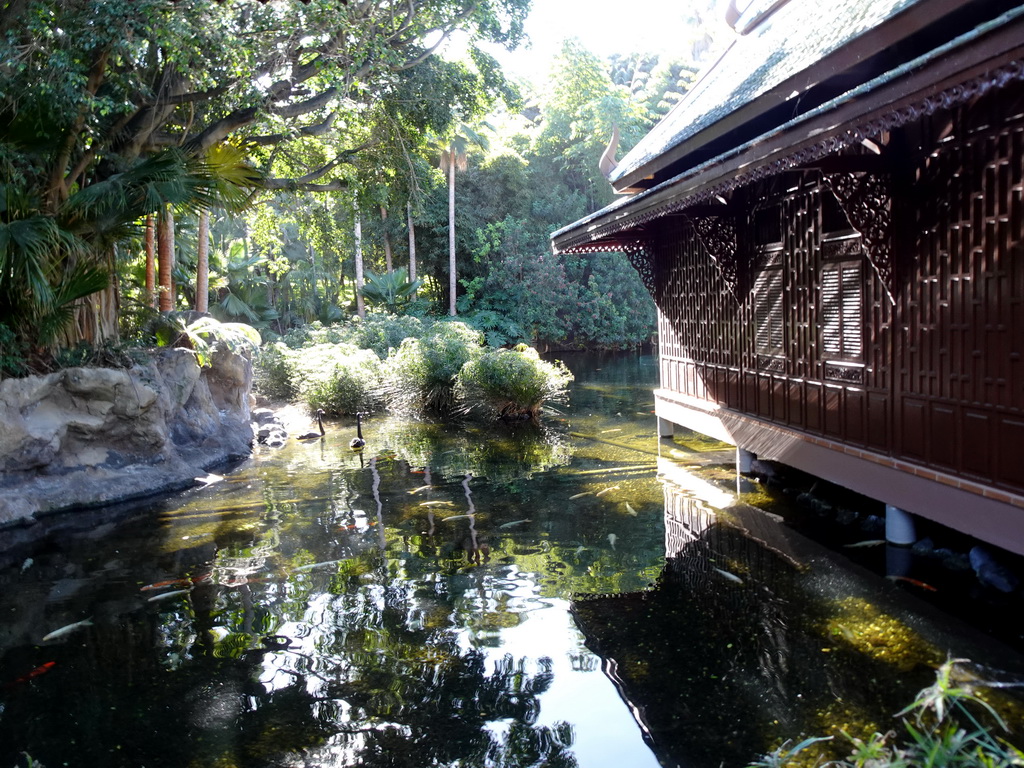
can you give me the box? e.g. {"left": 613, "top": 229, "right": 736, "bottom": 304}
{"left": 0, "top": 345, "right": 254, "bottom": 527}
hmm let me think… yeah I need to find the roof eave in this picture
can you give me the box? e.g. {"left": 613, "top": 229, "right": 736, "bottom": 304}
{"left": 608, "top": 0, "right": 975, "bottom": 194}
{"left": 554, "top": 10, "right": 1024, "bottom": 255}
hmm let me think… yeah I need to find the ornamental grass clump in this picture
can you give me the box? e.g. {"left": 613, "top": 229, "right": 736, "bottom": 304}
{"left": 254, "top": 341, "right": 382, "bottom": 415}
{"left": 382, "top": 321, "right": 483, "bottom": 416}
{"left": 455, "top": 344, "right": 573, "bottom": 421}
{"left": 299, "top": 344, "right": 383, "bottom": 416}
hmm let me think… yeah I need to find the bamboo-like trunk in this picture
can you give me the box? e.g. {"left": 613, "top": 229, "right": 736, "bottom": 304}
{"left": 407, "top": 200, "right": 417, "bottom": 295}
{"left": 157, "top": 204, "right": 175, "bottom": 312}
{"left": 448, "top": 155, "right": 456, "bottom": 316}
{"left": 380, "top": 206, "right": 393, "bottom": 272}
{"left": 195, "top": 209, "right": 209, "bottom": 313}
{"left": 144, "top": 214, "right": 156, "bottom": 308}
{"left": 354, "top": 207, "right": 365, "bottom": 318}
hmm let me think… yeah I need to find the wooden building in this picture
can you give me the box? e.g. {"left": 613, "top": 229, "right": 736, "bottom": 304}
{"left": 552, "top": 0, "right": 1024, "bottom": 554}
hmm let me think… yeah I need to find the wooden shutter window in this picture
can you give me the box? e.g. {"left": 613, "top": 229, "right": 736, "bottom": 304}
{"left": 754, "top": 268, "right": 785, "bottom": 355}
{"left": 821, "top": 262, "right": 863, "bottom": 360}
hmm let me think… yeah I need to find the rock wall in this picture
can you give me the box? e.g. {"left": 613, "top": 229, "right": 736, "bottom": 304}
{"left": 0, "top": 345, "right": 253, "bottom": 526}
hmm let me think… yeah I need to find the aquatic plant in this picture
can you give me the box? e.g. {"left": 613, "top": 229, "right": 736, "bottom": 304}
{"left": 748, "top": 659, "right": 1024, "bottom": 768}
{"left": 381, "top": 321, "right": 484, "bottom": 415}
{"left": 454, "top": 344, "right": 574, "bottom": 421}
{"left": 295, "top": 344, "right": 383, "bottom": 416}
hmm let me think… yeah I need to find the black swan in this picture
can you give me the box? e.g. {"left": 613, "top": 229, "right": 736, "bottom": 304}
{"left": 349, "top": 413, "right": 366, "bottom": 450}
{"left": 296, "top": 409, "right": 325, "bottom": 441}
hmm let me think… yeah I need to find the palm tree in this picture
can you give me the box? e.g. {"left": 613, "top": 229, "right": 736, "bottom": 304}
{"left": 436, "top": 122, "right": 491, "bottom": 316}
{"left": 0, "top": 145, "right": 258, "bottom": 357}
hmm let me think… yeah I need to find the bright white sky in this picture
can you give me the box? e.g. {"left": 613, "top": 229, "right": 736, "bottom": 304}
{"left": 486, "top": 0, "right": 731, "bottom": 82}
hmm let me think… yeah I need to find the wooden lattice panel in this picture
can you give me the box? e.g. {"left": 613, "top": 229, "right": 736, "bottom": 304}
{"left": 900, "top": 90, "right": 1024, "bottom": 490}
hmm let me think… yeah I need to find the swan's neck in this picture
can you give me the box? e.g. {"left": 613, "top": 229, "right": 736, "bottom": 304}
{"left": 317, "top": 412, "right": 324, "bottom": 436}
{"left": 356, "top": 413, "right": 363, "bottom": 439}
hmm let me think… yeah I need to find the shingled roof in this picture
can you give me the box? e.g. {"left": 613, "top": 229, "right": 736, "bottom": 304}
{"left": 552, "top": 0, "right": 1024, "bottom": 254}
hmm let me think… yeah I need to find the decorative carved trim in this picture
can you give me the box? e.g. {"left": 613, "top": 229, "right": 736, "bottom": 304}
{"left": 821, "top": 234, "right": 863, "bottom": 260}
{"left": 620, "top": 239, "right": 657, "bottom": 297}
{"left": 824, "top": 362, "right": 865, "bottom": 384}
{"left": 822, "top": 173, "right": 894, "bottom": 302}
{"left": 757, "top": 355, "right": 786, "bottom": 373}
{"left": 688, "top": 215, "right": 740, "bottom": 295}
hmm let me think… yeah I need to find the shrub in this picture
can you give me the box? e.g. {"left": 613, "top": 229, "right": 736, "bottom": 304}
{"left": 253, "top": 341, "right": 297, "bottom": 400}
{"left": 294, "top": 343, "right": 383, "bottom": 416}
{"left": 455, "top": 344, "right": 573, "bottom": 421}
{"left": 382, "top": 321, "right": 483, "bottom": 415}
{"left": 276, "top": 312, "right": 431, "bottom": 360}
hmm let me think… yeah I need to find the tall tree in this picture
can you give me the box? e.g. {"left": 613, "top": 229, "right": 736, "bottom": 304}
{"left": 437, "top": 123, "right": 491, "bottom": 316}
{"left": 0, "top": 0, "right": 529, "bottom": 349}
{"left": 195, "top": 209, "right": 210, "bottom": 313}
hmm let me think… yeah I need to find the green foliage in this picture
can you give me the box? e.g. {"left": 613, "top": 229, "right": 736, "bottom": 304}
{"left": 298, "top": 345, "right": 384, "bottom": 416}
{"left": 51, "top": 339, "right": 148, "bottom": 371}
{"left": 252, "top": 342, "right": 298, "bottom": 401}
{"left": 153, "top": 314, "right": 260, "bottom": 368}
{"left": 276, "top": 312, "right": 432, "bottom": 360}
{"left": 359, "top": 267, "right": 423, "bottom": 313}
{"left": 382, "top": 321, "right": 484, "bottom": 415}
{"left": 0, "top": 322, "right": 27, "bottom": 378}
{"left": 455, "top": 345, "right": 573, "bottom": 421}
{"left": 748, "top": 660, "right": 1024, "bottom": 768}
{"left": 253, "top": 340, "right": 382, "bottom": 415}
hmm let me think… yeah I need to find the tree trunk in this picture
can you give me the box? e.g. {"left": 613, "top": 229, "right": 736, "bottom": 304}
{"left": 157, "top": 204, "right": 175, "bottom": 311}
{"left": 380, "top": 206, "right": 393, "bottom": 272}
{"left": 195, "top": 209, "right": 209, "bottom": 313}
{"left": 144, "top": 214, "right": 156, "bottom": 308}
{"left": 354, "top": 207, "right": 365, "bottom": 318}
{"left": 448, "top": 156, "right": 456, "bottom": 316}
{"left": 407, "top": 200, "right": 417, "bottom": 296}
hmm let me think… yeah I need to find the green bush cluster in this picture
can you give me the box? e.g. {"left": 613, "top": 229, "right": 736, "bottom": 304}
{"left": 300, "top": 344, "right": 384, "bottom": 415}
{"left": 381, "top": 321, "right": 484, "bottom": 415}
{"left": 455, "top": 344, "right": 573, "bottom": 420}
{"left": 253, "top": 341, "right": 382, "bottom": 415}
{"left": 275, "top": 312, "right": 432, "bottom": 360}
{"left": 255, "top": 317, "right": 574, "bottom": 421}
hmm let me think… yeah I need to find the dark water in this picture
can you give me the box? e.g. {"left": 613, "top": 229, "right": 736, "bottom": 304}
{"left": 1, "top": 351, "right": 1022, "bottom": 768}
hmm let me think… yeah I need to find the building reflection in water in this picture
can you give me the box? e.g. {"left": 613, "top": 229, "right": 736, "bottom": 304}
{"left": 571, "top": 459, "right": 1024, "bottom": 768}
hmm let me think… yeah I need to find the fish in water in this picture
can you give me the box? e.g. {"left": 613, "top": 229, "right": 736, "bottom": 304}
{"left": 600, "top": 428, "right": 622, "bottom": 434}
{"left": 575, "top": 546, "right": 587, "bottom": 555}
{"left": 886, "top": 575, "right": 938, "bottom": 592}
{"left": 843, "top": 539, "right": 887, "bottom": 548}
{"left": 569, "top": 491, "right": 593, "bottom": 500}
{"left": 3, "top": 661, "right": 56, "bottom": 689}
{"left": 408, "top": 485, "right": 433, "bottom": 495}
{"left": 419, "top": 500, "right": 455, "bottom": 508}
{"left": 146, "top": 588, "right": 193, "bottom": 602}
{"left": 20, "top": 558, "right": 33, "bottom": 573}
{"left": 41, "top": 617, "right": 94, "bottom": 642}
{"left": 595, "top": 485, "right": 620, "bottom": 497}
{"left": 499, "top": 519, "right": 530, "bottom": 529}
{"left": 442, "top": 514, "right": 474, "bottom": 521}
{"left": 713, "top": 568, "right": 744, "bottom": 585}
{"left": 608, "top": 533, "right": 617, "bottom": 549}
{"left": 293, "top": 560, "right": 344, "bottom": 573}
{"left": 624, "top": 502, "right": 637, "bottom": 516}
{"left": 140, "top": 572, "right": 211, "bottom": 592}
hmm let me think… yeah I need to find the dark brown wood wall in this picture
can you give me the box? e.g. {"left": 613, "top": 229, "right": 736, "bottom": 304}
{"left": 655, "top": 86, "right": 1024, "bottom": 496}
{"left": 898, "top": 93, "right": 1024, "bottom": 492}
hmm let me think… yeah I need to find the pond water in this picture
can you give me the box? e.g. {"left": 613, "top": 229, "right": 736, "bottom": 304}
{"left": 1, "top": 351, "right": 1023, "bottom": 768}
